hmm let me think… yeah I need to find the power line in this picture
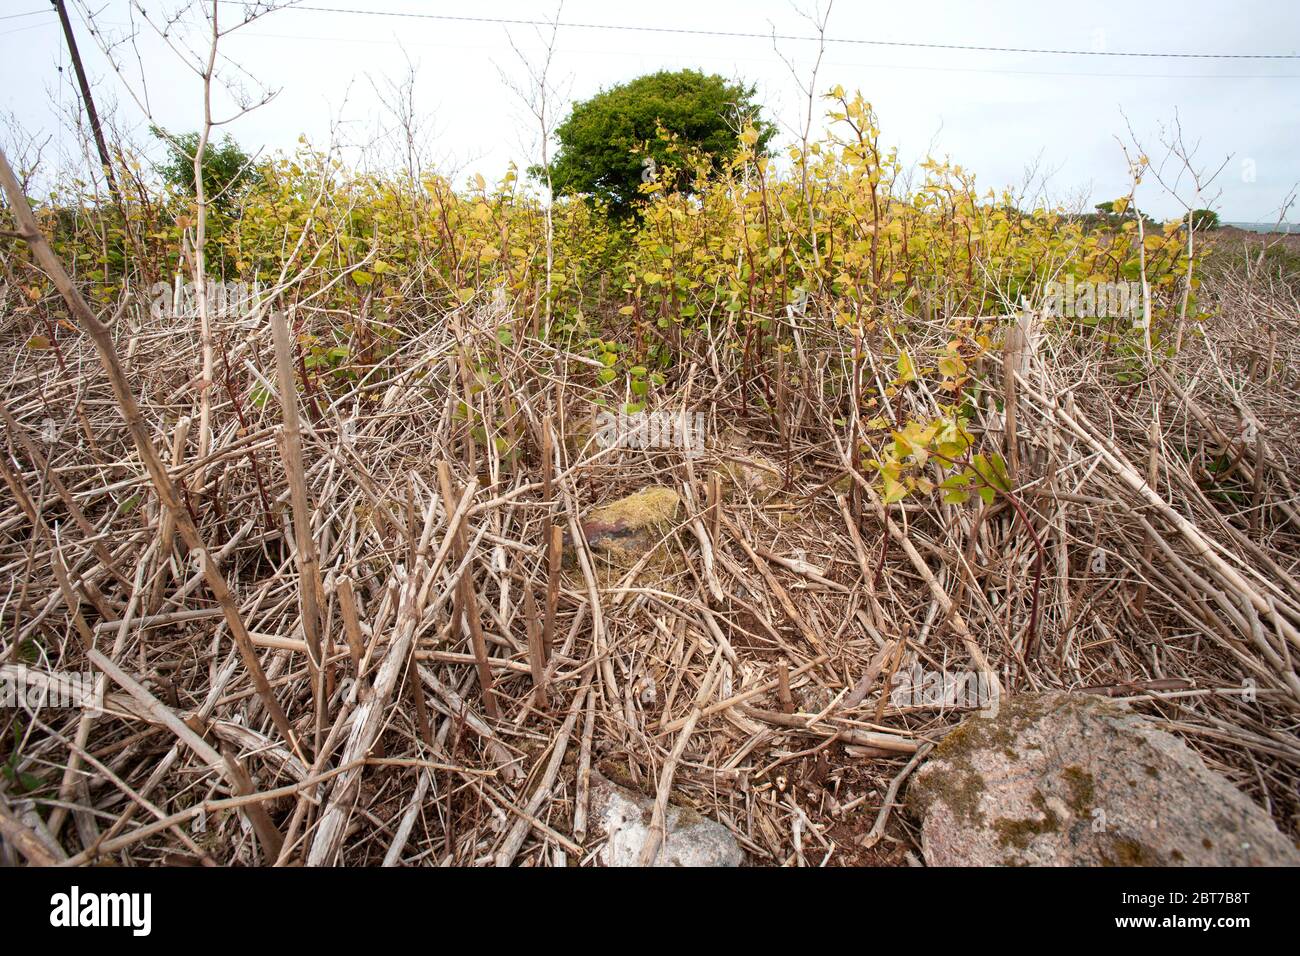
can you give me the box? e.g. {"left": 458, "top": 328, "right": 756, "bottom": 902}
{"left": 259, "top": 3, "right": 1299, "bottom": 60}
{"left": 0, "top": 7, "right": 55, "bottom": 21}
{"left": 228, "top": 26, "right": 1300, "bottom": 81}
{"left": 0, "top": 20, "right": 59, "bottom": 38}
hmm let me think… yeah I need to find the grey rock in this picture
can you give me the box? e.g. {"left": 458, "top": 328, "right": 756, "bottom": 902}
{"left": 591, "top": 773, "right": 743, "bottom": 867}
{"left": 907, "top": 691, "right": 1300, "bottom": 866}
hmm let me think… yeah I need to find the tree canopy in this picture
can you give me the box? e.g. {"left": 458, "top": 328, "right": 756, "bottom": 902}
{"left": 152, "top": 128, "right": 260, "bottom": 212}
{"left": 545, "top": 69, "right": 775, "bottom": 217}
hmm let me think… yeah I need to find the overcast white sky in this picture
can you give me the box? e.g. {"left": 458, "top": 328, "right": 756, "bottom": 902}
{"left": 1, "top": 0, "right": 1297, "bottom": 221}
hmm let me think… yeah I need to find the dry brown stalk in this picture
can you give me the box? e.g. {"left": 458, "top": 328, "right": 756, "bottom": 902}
{"left": 436, "top": 459, "right": 499, "bottom": 718}
{"left": 271, "top": 310, "right": 328, "bottom": 750}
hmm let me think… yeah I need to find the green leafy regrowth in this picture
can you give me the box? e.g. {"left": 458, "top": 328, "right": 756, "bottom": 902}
{"left": 152, "top": 127, "right": 261, "bottom": 212}
{"left": 2, "top": 722, "right": 44, "bottom": 794}
{"left": 545, "top": 69, "right": 776, "bottom": 218}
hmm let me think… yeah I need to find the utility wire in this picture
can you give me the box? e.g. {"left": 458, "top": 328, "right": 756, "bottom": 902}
{"left": 0, "top": 7, "right": 55, "bottom": 21}
{"left": 225, "top": 26, "right": 1300, "bottom": 80}
{"left": 249, "top": 2, "right": 1300, "bottom": 60}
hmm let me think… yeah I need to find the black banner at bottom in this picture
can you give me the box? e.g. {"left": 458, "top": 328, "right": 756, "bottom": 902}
{"left": 0, "top": 865, "right": 1281, "bottom": 945}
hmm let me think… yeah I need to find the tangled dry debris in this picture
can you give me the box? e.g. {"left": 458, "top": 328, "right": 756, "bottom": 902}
{"left": 1, "top": 162, "right": 1298, "bottom": 865}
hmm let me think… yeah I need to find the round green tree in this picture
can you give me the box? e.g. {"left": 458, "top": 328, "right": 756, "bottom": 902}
{"left": 152, "top": 127, "right": 261, "bottom": 213}
{"left": 546, "top": 69, "right": 775, "bottom": 217}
